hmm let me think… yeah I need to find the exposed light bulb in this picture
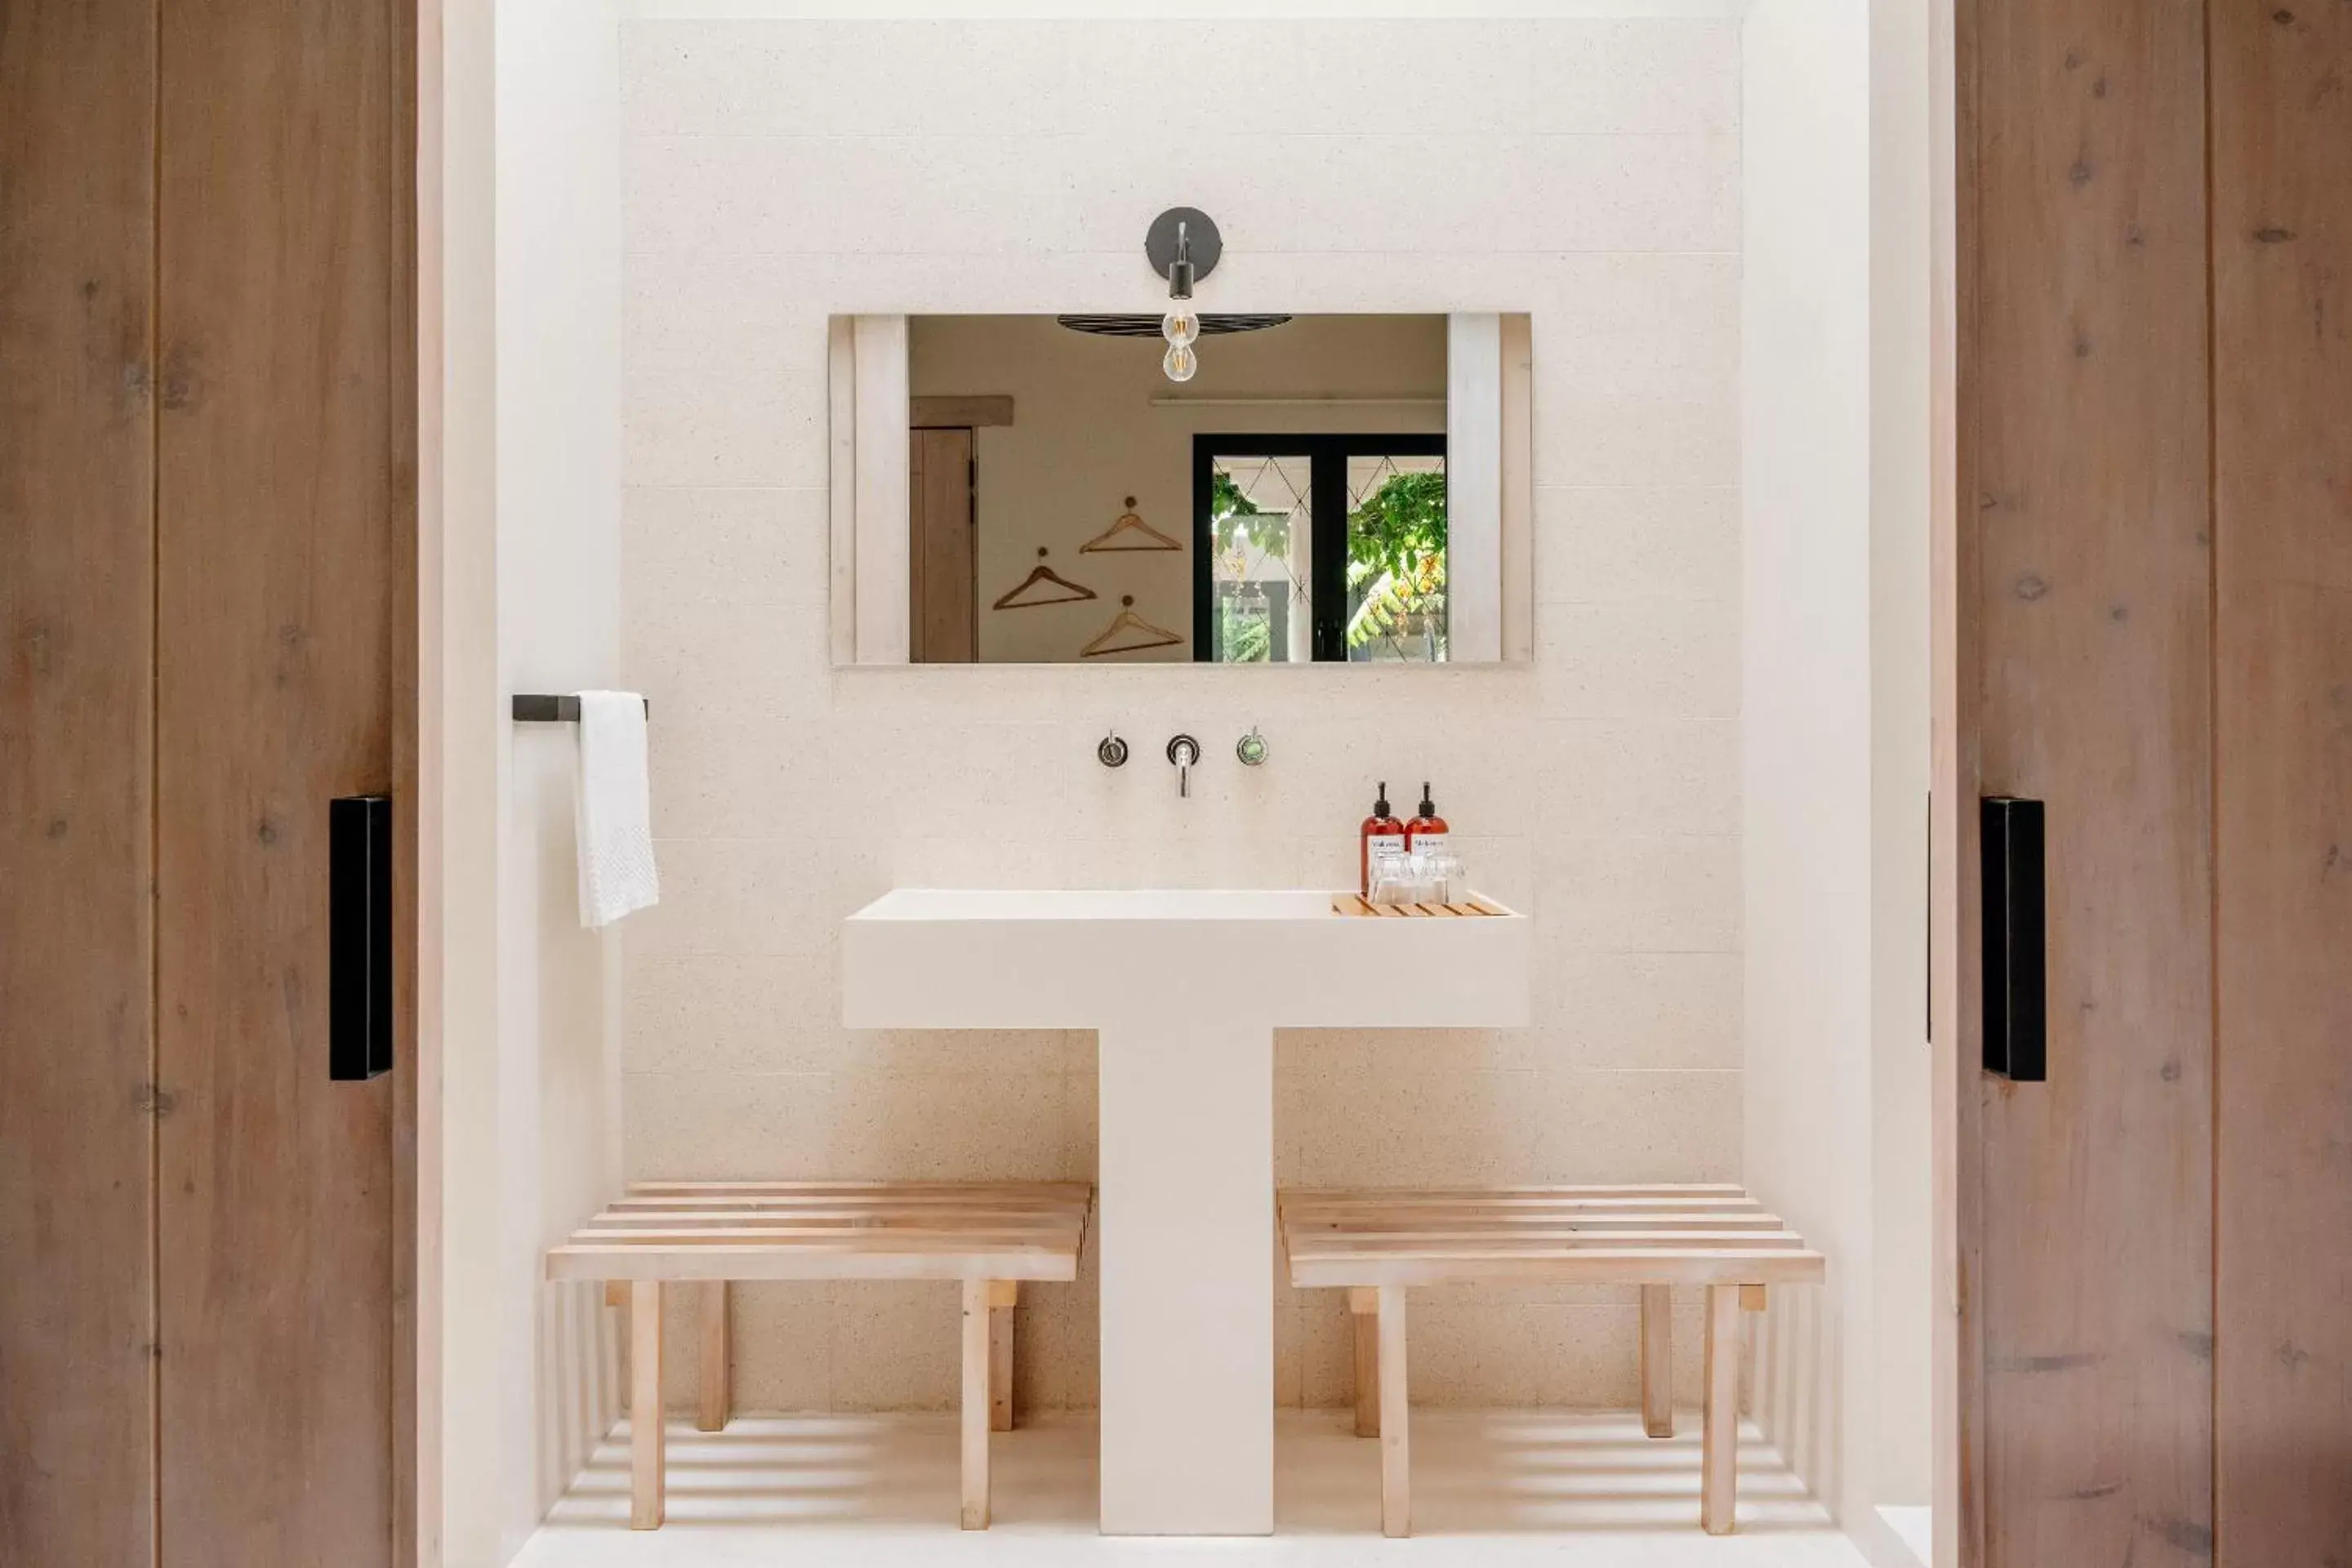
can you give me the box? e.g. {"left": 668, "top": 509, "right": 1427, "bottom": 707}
{"left": 1162, "top": 342, "right": 1198, "bottom": 383}
{"left": 1161, "top": 305, "right": 1200, "bottom": 347}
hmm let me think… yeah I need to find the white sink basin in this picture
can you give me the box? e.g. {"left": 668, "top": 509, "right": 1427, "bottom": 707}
{"left": 844, "top": 886, "right": 1529, "bottom": 1031}
{"left": 840, "top": 887, "right": 1530, "bottom": 1537}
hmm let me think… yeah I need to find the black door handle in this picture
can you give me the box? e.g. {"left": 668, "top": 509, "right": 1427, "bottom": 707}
{"left": 330, "top": 795, "right": 393, "bottom": 1081}
{"left": 1981, "top": 795, "right": 2046, "bottom": 1081}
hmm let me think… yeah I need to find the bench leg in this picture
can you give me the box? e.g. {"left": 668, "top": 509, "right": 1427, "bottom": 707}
{"left": 1701, "top": 1283, "right": 1740, "bottom": 1535}
{"left": 988, "top": 1281, "right": 1018, "bottom": 1432}
{"left": 1378, "top": 1284, "right": 1410, "bottom": 1539}
{"left": 697, "top": 1281, "right": 729, "bottom": 1432}
{"left": 1640, "top": 1285, "right": 1674, "bottom": 1437}
{"left": 630, "top": 1281, "right": 666, "bottom": 1530}
{"left": 960, "top": 1279, "right": 992, "bottom": 1529}
{"left": 1349, "top": 1287, "right": 1380, "bottom": 1437}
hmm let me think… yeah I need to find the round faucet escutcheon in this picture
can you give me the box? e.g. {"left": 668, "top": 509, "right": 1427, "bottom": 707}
{"left": 1098, "top": 731, "right": 1129, "bottom": 768}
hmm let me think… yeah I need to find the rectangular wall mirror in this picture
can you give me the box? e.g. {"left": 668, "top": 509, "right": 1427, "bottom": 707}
{"left": 830, "top": 313, "right": 1532, "bottom": 666}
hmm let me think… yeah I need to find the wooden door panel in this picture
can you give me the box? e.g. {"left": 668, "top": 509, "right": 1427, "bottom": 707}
{"left": 911, "top": 427, "right": 977, "bottom": 662}
{"left": 1963, "top": 1, "right": 2215, "bottom": 1562}
{"left": 2211, "top": 2, "right": 2352, "bottom": 1559}
{"left": 0, "top": 3, "right": 160, "bottom": 1562}
{"left": 154, "top": 0, "right": 408, "bottom": 1561}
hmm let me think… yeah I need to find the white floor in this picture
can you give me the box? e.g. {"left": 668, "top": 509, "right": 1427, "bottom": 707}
{"left": 514, "top": 1409, "right": 1873, "bottom": 1567}
{"left": 1876, "top": 1505, "right": 1932, "bottom": 1566}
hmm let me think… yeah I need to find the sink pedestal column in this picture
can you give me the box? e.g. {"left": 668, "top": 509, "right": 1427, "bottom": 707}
{"left": 1097, "top": 1017, "right": 1274, "bottom": 1535}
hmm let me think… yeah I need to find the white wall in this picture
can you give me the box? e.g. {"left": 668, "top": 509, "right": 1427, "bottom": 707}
{"left": 497, "top": 0, "right": 629, "bottom": 1546}
{"left": 1868, "top": 0, "right": 1934, "bottom": 1521}
{"left": 426, "top": 0, "right": 499, "bottom": 1558}
{"left": 439, "top": 2, "right": 627, "bottom": 1565}
{"left": 1741, "top": 0, "right": 1874, "bottom": 1518}
{"left": 1741, "top": 0, "right": 1930, "bottom": 1556}
{"left": 621, "top": 16, "right": 1744, "bottom": 1416}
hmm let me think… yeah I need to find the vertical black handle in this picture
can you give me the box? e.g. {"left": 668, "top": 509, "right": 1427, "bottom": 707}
{"left": 1981, "top": 796, "right": 2046, "bottom": 1081}
{"left": 330, "top": 795, "right": 393, "bottom": 1081}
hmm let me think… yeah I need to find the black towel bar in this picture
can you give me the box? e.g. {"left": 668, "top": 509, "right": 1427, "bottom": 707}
{"left": 512, "top": 694, "right": 650, "bottom": 723}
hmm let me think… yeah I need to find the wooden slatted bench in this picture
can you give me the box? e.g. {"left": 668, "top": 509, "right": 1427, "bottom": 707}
{"left": 1277, "top": 1183, "right": 1824, "bottom": 1538}
{"left": 546, "top": 1180, "right": 1093, "bottom": 1531}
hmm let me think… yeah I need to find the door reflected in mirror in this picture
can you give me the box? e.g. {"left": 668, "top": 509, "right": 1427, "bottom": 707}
{"left": 905, "top": 313, "right": 1467, "bottom": 665}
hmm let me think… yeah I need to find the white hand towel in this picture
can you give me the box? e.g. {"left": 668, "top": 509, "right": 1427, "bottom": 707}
{"left": 573, "top": 690, "right": 659, "bottom": 929}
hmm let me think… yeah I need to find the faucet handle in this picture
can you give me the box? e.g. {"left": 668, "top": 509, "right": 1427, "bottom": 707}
{"left": 1236, "top": 727, "right": 1268, "bottom": 767}
{"left": 1098, "top": 730, "right": 1129, "bottom": 768}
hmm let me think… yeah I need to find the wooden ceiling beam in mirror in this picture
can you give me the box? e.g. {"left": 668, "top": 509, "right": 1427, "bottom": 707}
{"left": 912, "top": 395, "right": 1013, "bottom": 429}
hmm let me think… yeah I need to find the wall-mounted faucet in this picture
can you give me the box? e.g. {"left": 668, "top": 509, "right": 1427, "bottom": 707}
{"left": 1167, "top": 734, "right": 1200, "bottom": 798}
{"left": 1097, "top": 730, "right": 1129, "bottom": 768}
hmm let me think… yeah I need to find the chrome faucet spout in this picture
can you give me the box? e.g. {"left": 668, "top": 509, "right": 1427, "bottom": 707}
{"left": 1167, "top": 734, "right": 1200, "bottom": 799}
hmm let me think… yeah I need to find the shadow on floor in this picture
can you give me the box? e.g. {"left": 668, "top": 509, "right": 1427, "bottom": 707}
{"left": 522, "top": 1409, "right": 1867, "bottom": 1566}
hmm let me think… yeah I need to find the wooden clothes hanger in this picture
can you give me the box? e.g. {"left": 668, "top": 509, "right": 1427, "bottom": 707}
{"left": 992, "top": 547, "right": 1098, "bottom": 611}
{"left": 1080, "top": 595, "right": 1183, "bottom": 657}
{"left": 1080, "top": 496, "right": 1183, "bottom": 554}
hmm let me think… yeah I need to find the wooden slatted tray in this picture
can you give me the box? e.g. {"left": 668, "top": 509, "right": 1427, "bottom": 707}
{"left": 1330, "top": 893, "right": 1512, "bottom": 919}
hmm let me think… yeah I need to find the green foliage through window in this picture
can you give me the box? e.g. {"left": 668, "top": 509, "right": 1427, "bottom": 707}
{"left": 1209, "top": 470, "right": 1290, "bottom": 561}
{"left": 1345, "top": 470, "right": 1446, "bottom": 655}
{"left": 1217, "top": 590, "right": 1273, "bottom": 663}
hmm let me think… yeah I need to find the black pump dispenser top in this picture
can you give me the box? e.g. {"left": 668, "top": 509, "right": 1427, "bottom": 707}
{"left": 1374, "top": 782, "right": 1392, "bottom": 817}
{"left": 1418, "top": 782, "right": 1437, "bottom": 817}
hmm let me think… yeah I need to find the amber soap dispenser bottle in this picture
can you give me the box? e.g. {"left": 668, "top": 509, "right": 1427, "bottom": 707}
{"left": 1359, "top": 782, "right": 1406, "bottom": 896}
{"left": 1405, "top": 782, "right": 1450, "bottom": 856}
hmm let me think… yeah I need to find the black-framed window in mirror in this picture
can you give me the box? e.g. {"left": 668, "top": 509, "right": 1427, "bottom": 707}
{"left": 1192, "top": 433, "right": 1449, "bottom": 664}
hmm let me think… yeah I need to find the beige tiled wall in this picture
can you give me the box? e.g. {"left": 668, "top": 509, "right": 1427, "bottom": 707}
{"left": 622, "top": 18, "right": 1742, "bottom": 1414}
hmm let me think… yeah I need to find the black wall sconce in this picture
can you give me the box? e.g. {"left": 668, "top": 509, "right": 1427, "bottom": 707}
{"left": 1146, "top": 206, "right": 1220, "bottom": 295}
{"left": 1145, "top": 207, "right": 1217, "bottom": 382}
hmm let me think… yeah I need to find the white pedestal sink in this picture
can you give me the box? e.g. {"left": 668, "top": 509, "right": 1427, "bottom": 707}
{"left": 842, "top": 888, "right": 1530, "bottom": 1535}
